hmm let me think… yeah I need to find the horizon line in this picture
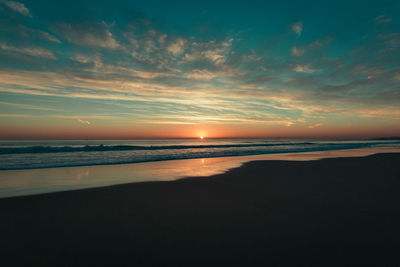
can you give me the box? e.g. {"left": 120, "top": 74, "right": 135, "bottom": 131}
{"left": 1, "top": 136, "right": 399, "bottom": 141}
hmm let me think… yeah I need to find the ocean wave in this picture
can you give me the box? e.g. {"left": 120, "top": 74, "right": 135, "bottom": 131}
{"left": 0, "top": 142, "right": 316, "bottom": 154}
{"left": 1, "top": 141, "right": 398, "bottom": 170}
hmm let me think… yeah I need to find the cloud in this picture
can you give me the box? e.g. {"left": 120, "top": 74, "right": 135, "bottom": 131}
{"left": 392, "top": 71, "right": 400, "bottom": 81}
{"left": 1, "top": 66, "right": 399, "bottom": 129}
{"left": 38, "top": 31, "right": 61, "bottom": 43}
{"left": 291, "top": 46, "right": 304, "bottom": 56}
{"left": 1, "top": 0, "right": 31, "bottom": 17}
{"left": 0, "top": 114, "right": 32, "bottom": 117}
{"left": 309, "top": 37, "right": 333, "bottom": 48}
{"left": 355, "top": 108, "right": 400, "bottom": 118}
{"left": 291, "top": 21, "right": 303, "bottom": 36}
{"left": 203, "top": 49, "right": 226, "bottom": 64}
{"left": 166, "top": 38, "right": 186, "bottom": 55}
{"left": 0, "top": 24, "right": 60, "bottom": 43}
{"left": 290, "top": 37, "right": 332, "bottom": 56}
{"left": 158, "top": 34, "right": 167, "bottom": 44}
{"left": 0, "top": 44, "right": 56, "bottom": 59}
{"left": 53, "top": 115, "right": 114, "bottom": 120}
{"left": 183, "top": 38, "right": 233, "bottom": 64}
{"left": 0, "top": 101, "right": 57, "bottom": 111}
{"left": 0, "top": 8, "right": 399, "bottom": 132}
{"left": 353, "top": 64, "right": 385, "bottom": 78}
{"left": 308, "top": 122, "right": 323, "bottom": 129}
{"left": 185, "top": 69, "right": 217, "bottom": 80}
{"left": 292, "top": 64, "right": 317, "bottom": 73}
{"left": 375, "top": 15, "right": 392, "bottom": 25}
{"left": 379, "top": 33, "right": 400, "bottom": 50}
{"left": 73, "top": 54, "right": 91, "bottom": 63}
{"left": 53, "top": 22, "right": 119, "bottom": 49}
{"left": 139, "top": 114, "right": 299, "bottom": 126}
{"left": 77, "top": 119, "right": 91, "bottom": 125}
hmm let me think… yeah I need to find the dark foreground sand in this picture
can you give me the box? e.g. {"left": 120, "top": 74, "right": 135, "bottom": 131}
{"left": 1, "top": 153, "right": 400, "bottom": 266}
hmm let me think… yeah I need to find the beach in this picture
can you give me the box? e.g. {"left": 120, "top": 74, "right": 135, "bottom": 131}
{"left": 2, "top": 0, "right": 399, "bottom": 265}
{"left": 1, "top": 152, "right": 400, "bottom": 266}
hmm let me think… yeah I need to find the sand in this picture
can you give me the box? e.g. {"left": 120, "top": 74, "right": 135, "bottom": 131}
{"left": 1, "top": 153, "right": 400, "bottom": 266}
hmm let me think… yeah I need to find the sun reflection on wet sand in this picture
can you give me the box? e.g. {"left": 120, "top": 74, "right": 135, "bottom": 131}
{"left": 0, "top": 147, "right": 399, "bottom": 198}
{"left": 76, "top": 170, "right": 90, "bottom": 181}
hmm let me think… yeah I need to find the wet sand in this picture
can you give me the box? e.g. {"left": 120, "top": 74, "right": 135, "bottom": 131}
{"left": 1, "top": 153, "right": 400, "bottom": 266}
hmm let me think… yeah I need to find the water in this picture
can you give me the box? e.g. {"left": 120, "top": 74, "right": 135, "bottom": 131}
{"left": 1, "top": 138, "right": 400, "bottom": 170}
{"left": 1, "top": 141, "right": 400, "bottom": 198}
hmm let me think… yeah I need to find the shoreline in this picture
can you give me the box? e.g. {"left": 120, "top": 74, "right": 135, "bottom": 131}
{"left": 1, "top": 147, "right": 400, "bottom": 199}
{"left": 1, "top": 152, "right": 400, "bottom": 266}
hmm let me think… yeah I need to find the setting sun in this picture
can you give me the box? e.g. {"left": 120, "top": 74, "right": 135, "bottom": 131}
{"left": 200, "top": 136, "right": 204, "bottom": 140}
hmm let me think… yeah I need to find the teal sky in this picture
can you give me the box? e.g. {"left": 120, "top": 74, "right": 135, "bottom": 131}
{"left": 0, "top": 0, "right": 399, "bottom": 138}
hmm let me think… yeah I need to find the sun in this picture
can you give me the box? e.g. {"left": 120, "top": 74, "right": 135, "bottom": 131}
{"left": 197, "top": 130, "right": 207, "bottom": 140}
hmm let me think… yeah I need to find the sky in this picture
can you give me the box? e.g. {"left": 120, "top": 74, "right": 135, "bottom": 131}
{"left": 0, "top": 0, "right": 399, "bottom": 139}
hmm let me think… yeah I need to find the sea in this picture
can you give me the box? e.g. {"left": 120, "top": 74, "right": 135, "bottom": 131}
{"left": 1, "top": 138, "right": 400, "bottom": 198}
{"left": 1, "top": 138, "right": 400, "bottom": 170}
{"left": 0, "top": 139, "right": 400, "bottom": 170}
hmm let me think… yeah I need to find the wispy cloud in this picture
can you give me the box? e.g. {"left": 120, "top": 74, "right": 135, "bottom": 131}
{"left": 308, "top": 122, "right": 323, "bottom": 129}
{"left": 166, "top": 37, "right": 186, "bottom": 55}
{"left": 0, "top": 24, "right": 60, "bottom": 43}
{"left": 185, "top": 69, "right": 217, "bottom": 80}
{"left": 392, "top": 71, "right": 400, "bottom": 81}
{"left": 0, "top": 44, "right": 56, "bottom": 59}
{"left": 352, "top": 64, "right": 385, "bottom": 78}
{"left": 138, "top": 114, "right": 298, "bottom": 126}
{"left": 292, "top": 64, "right": 317, "bottom": 73}
{"left": 38, "top": 31, "right": 60, "bottom": 43}
{"left": 0, "top": 101, "right": 57, "bottom": 111}
{"left": 77, "top": 119, "right": 91, "bottom": 125}
{"left": 53, "top": 22, "right": 119, "bottom": 49}
{"left": 73, "top": 54, "right": 91, "bottom": 63}
{"left": 378, "top": 33, "right": 400, "bottom": 50}
{"left": 1, "top": 0, "right": 31, "bottom": 17}
{"left": 53, "top": 115, "right": 115, "bottom": 120}
{"left": 375, "top": 15, "right": 392, "bottom": 25}
{"left": 0, "top": 114, "right": 32, "bottom": 117}
{"left": 291, "top": 46, "right": 304, "bottom": 56}
{"left": 291, "top": 21, "right": 303, "bottom": 36}
{"left": 290, "top": 37, "right": 332, "bottom": 56}
{"left": 183, "top": 38, "right": 233, "bottom": 64}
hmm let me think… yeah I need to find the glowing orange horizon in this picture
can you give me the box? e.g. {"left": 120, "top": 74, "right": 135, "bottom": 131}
{"left": 0, "top": 122, "right": 399, "bottom": 139}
